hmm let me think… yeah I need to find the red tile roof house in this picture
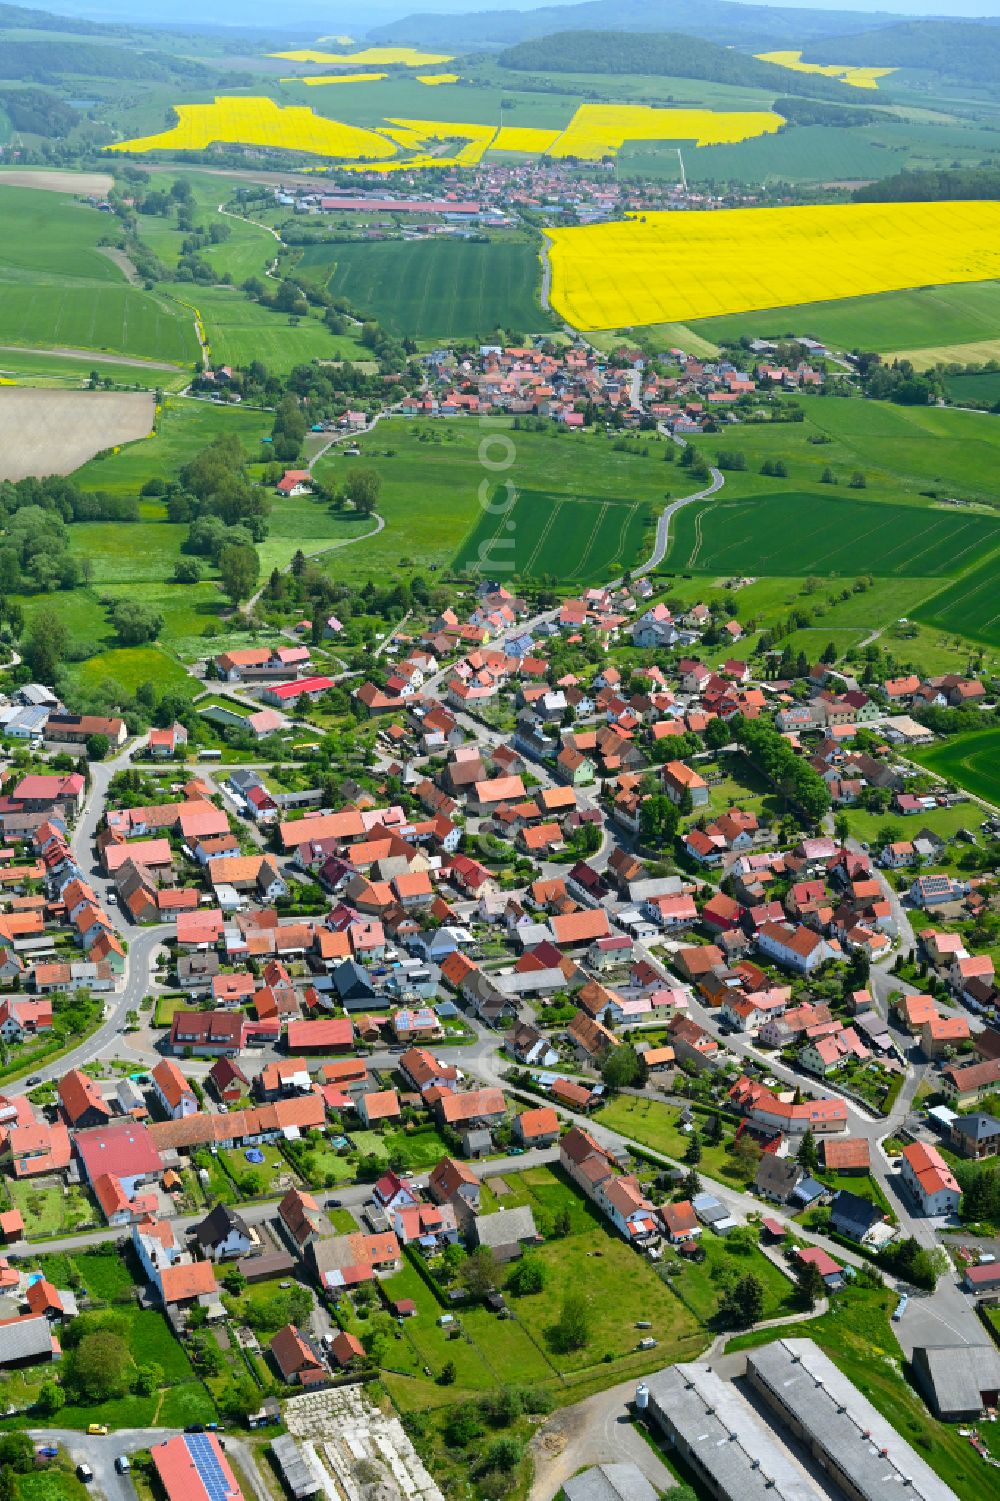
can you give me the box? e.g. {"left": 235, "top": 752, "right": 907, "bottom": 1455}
{"left": 151, "top": 1432, "right": 243, "bottom": 1501}
{"left": 514, "top": 1106, "right": 560, "bottom": 1148}
{"left": 329, "top": 1329, "right": 366, "bottom": 1368}
{"left": 270, "top": 1323, "right": 327, "bottom": 1386}
{"left": 150, "top": 1059, "right": 198, "bottom": 1120}
{"left": 899, "top": 1141, "right": 961, "bottom": 1217}
{"left": 661, "top": 1199, "right": 700, "bottom": 1244}
{"left": 74, "top": 1120, "right": 162, "bottom": 1199}
{"left": 57, "top": 1067, "right": 111, "bottom": 1129}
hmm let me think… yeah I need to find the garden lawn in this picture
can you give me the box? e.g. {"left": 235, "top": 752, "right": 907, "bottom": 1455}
{"left": 9, "top": 1181, "right": 97, "bottom": 1239}
{"left": 839, "top": 799, "right": 980, "bottom": 851}
{"left": 595, "top": 1096, "right": 759, "bottom": 1188}
{"left": 153, "top": 993, "right": 191, "bottom": 1027}
{"left": 221, "top": 1143, "right": 299, "bottom": 1195}
{"left": 482, "top": 1163, "right": 600, "bottom": 1236}
{"left": 15, "top": 1467, "right": 92, "bottom": 1500}
{"left": 910, "top": 729, "right": 1000, "bottom": 809}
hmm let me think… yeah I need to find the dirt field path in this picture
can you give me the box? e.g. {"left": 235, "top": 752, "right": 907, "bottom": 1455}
{"left": 0, "top": 169, "right": 113, "bottom": 195}
{"left": 0, "top": 344, "right": 182, "bottom": 373}
{"left": 0, "top": 389, "right": 155, "bottom": 481}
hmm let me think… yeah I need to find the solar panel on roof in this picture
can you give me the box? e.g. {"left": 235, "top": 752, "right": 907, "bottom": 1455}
{"left": 185, "top": 1434, "right": 236, "bottom": 1501}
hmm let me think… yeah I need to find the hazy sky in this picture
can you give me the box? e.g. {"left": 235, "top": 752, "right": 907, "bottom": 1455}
{"left": 47, "top": 0, "right": 1000, "bottom": 22}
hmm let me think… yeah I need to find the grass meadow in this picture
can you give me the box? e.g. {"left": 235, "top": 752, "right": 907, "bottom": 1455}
{"left": 313, "top": 416, "right": 673, "bottom": 584}
{"left": 691, "top": 279, "right": 1000, "bottom": 355}
{"left": 299, "top": 237, "right": 554, "bottom": 341}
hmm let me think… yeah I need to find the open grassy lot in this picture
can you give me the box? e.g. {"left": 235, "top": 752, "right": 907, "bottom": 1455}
{"left": 594, "top": 1096, "right": 760, "bottom": 1189}
{"left": 15, "top": 1467, "right": 91, "bottom": 1501}
{"left": 314, "top": 417, "right": 672, "bottom": 584}
{"left": 910, "top": 728, "right": 1000, "bottom": 808}
{"left": 668, "top": 489, "right": 997, "bottom": 578}
{"left": 839, "top": 797, "right": 979, "bottom": 848}
{"left": 381, "top": 1223, "right": 705, "bottom": 1413}
{"left": 728, "top": 1287, "right": 986, "bottom": 1501}
{"left": 299, "top": 237, "right": 554, "bottom": 341}
{"left": 691, "top": 279, "right": 1000, "bottom": 355}
{"left": 455, "top": 485, "right": 654, "bottom": 583}
{"left": 666, "top": 1234, "right": 798, "bottom": 1326}
{"left": 0, "top": 186, "right": 196, "bottom": 363}
{"left": 66, "top": 644, "right": 198, "bottom": 701}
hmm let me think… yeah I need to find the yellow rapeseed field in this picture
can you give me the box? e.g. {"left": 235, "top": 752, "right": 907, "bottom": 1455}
{"left": 492, "top": 125, "right": 562, "bottom": 152}
{"left": 756, "top": 50, "right": 896, "bottom": 90}
{"left": 416, "top": 73, "right": 460, "bottom": 85}
{"left": 107, "top": 97, "right": 397, "bottom": 159}
{"left": 270, "top": 47, "right": 453, "bottom": 66}
{"left": 546, "top": 200, "right": 1000, "bottom": 330}
{"left": 291, "top": 73, "right": 388, "bottom": 86}
{"left": 381, "top": 117, "right": 497, "bottom": 164}
{"left": 548, "top": 103, "right": 784, "bottom": 159}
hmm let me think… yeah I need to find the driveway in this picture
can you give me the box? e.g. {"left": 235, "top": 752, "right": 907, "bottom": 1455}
{"left": 528, "top": 1379, "right": 675, "bottom": 1501}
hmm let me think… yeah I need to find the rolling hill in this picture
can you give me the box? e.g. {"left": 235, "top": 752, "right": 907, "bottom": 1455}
{"left": 810, "top": 19, "right": 1000, "bottom": 90}
{"left": 369, "top": 0, "right": 908, "bottom": 51}
{"left": 497, "top": 30, "right": 879, "bottom": 103}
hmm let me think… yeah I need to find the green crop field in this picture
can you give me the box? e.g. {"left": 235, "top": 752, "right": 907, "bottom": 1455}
{"left": 631, "top": 125, "right": 899, "bottom": 186}
{"left": 691, "top": 280, "right": 1000, "bottom": 355}
{"left": 944, "top": 370, "right": 1000, "bottom": 405}
{"left": 913, "top": 549, "right": 1000, "bottom": 646}
{"left": 0, "top": 186, "right": 196, "bottom": 363}
{"left": 298, "top": 237, "right": 553, "bottom": 342}
{"left": 455, "top": 486, "right": 654, "bottom": 581}
{"left": 667, "top": 489, "right": 999, "bottom": 578}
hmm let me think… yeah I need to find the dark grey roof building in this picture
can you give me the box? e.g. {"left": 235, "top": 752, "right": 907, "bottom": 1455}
{"left": 645, "top": 1361, "right": 823, "bottom": 1501}
{"left": 563, "top": 1465, "right": 658, "bottom": 1501}
{"left": 747, "top": 1338, "right": 959, "bottom": 1501}
{"left": 912, "top": 1343, "right": 1000, "bottom": 1421}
